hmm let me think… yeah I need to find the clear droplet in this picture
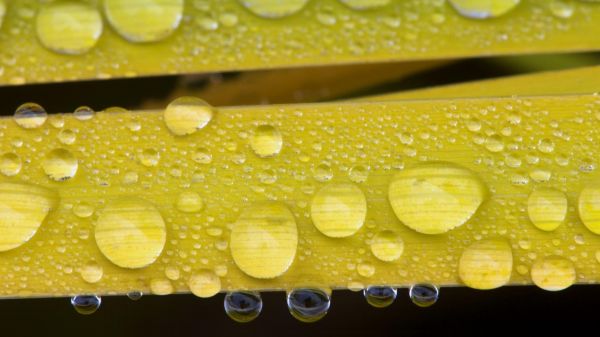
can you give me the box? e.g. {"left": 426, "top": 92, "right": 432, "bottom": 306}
{"left": 310, "top": 183, "right": 366, "bottom": 238}
{"left": 73, "top": 202, "right": 94, "bottom": 218}
{"left": 42, "top": 148, "right": 78, "bottom": 181}
{"left": 409, "top": 284, "right": 439, "bottom": 308}
{"left": 449, "top": 0, "right": 520, "bottom": 19}
{"left": 36, "top": 2, "right": 102, "bottom": 55}
{"left": 528, "top": 188, "right": 567, "bottom": 231}
{"left": 139, "top": 148, "right": 160, "bottom": 167}
{"left": 104, "top": 0, "right": 183, "bottom": 42}
{"left": 164, "top": 97, "right": 214, "bottom": 136}
{"left": 175, "top": 191, "right": 204, "bottom": 213}
{"left": 349, "top": 165, "right": 369, "bottom": 183}
{"left": 339, "top": 0, "right": 390, "bottom": 10}
{"left": 71, "top": 295, "right": 101, "bottom": 315}
{"left": 0, "top": 152, "right": 21, "bottom": 176}
{"left": 363, "top": 286, "right": 396, "bottom": 308}
{"left": 224, "top": 291, "right": 263, "bottom": 323}
{"left": 188, "top": 269, "right": 221, "bottom": 298}
{"left": 239, "top": 0, "right": 309, "bottom": 18}
{"left": 58, "top": 129, "right": 76, "bottom": 145}
{"left": 80, "top": 261, "right": 103, "bottom": 283}
{"left": 287, "top": 289, "right": 331, "bottom": 323}
{"left": 538, "top": 138, "right": 555, "bottom": 153}
{"left": 74, "top": 106, "right": 95, "bottom": 121}
{"left": 250, "top": 125, "right": 283, "bottom": 158}
{"left": 484, "top": 134, "right": 504, "bottom": 152}
{"left": 192, "top": 147, "right": 212, "bottom": 164}
{"left": 14, "top": 103, "right": 47, "bottom": 129}
{"left": 458, "top": 238, "right": 513, "bottom": 289}
{"left": 370, "top": 230, "right": 404, "bottom": 262}
{"left": 127, "top": 291, "right": 143, "bottom": 301}
{"left": 95, "top": 198, "right": 166, "bottom": 269}
{"left": 314, "top": 163, "right": 333, "bottom": 182}
{"left": 531, "top": 256, "right": 575, "bottom": 291}
{"left": 388, "top": 162, "right": 487, "bottom": 234}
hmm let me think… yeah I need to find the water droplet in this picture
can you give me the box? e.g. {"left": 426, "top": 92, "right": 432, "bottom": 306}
{"left": 164, "top": 97, "right": 214, "bottom": 136}
{"left": 188, "top": 269, "right": 221, "bottom": 298}
{"left": 459, "top": 238, "right": 513, "bottom": 289}
{"left": 578, "top": 185, "right": 600, "bottom": 235}
{"left": 314, "top": 163, "right": 333, "bottom": 182}
{"left": 531, "top": 256, "right": 575, "bottom": 291}
{"left": 0, "top": 0, "right": 5, "bottom": 29}
{"left": 370, "top": 230, "right": 404, "bottom": 262}
{"left": 104, "top": 0, "right": 183, "bottom": 42}
{"left": 71, "top": 295, "right": 101, "bottom": 315}
{"left": 139, "top": 148, "right": 160, "bottom": 167}
{"left": 250, "top": 125, "right": 282, "bottom": 158}
{"left": 95, "top": 198, "right": 166, "bottom": 268}
{"left": 192, "top": 147, "right": 212, "bottom": 164}
{"left": 80, "top": 261, "right": 103, "bottom": 283}
{"left": 529, "top": 169, "right": 551, "bottom": 183}
{"left": 363, "top": 286, "right": 396, "bottom": 308}
{"left": 239, "top": 0, "right": 308, "bottom": 18}
{"left": 339, "top": 0, "right": 391, "bottom": 10}
{"left": 0, "top": 152, "right": 21, "bottom": 176}
{"left": 73, "top": 202, "right": 94, "bottom": 218}
{"left": 176, "top": 191, "right": 204, "bottom": 213}
{"left": 127, "top": 291, "right": 143, "bottom": 301}
{"left": 0, "top": 183, "right": 58, "bottom": 251}
{"left": 14, "top": 103, "right": 47, "bottom": 129}
{"left": 36, "top": 2, "right": 102, "bottom": 55}
{"left": 484, "top": 134, "right": 504, "bottom": 152}
{"left": 58, "top": 129, "right": 76, "bottom": 145}
{"left": 42, "top": 148, "right": 78, "bottom": 181}
{"left": 449, "top": 0, "right": 520, "bottom": 19}
{"left": 230, "top": 202, "right": 297, "bottom": 278}
{"left": 528, "top": 188, "right": 567, "bottom": 231}
{"left": 287, "top": 289, "right": 331, "bottom": 323}
{"left": 349, "top": 165, "right": 369, "bottom": 183}
{"left": 549, "top": 0, "right": 574, "bottom": 18}
{"left": 224, "top": 292, "right": 263, "bottom": 323}
{"left": 388, "top": 162, "right": 486, "bottom": 234}
{"left": 357, "top": 263, "right": 375, "bottom": 278}
{"left": 538, "top": 138, "right": 555, "bottom": 153}
{"left": 150, "top": 278, "right": 173, "bottom": 295}
{"left": 310, "top": 183, "right": 366, "bottom": 238}
{"left": 74, "top": 106, "right": 95, "bottom": 121}
{"left": 409, "top": 284, "right": 439, "bottom": 307}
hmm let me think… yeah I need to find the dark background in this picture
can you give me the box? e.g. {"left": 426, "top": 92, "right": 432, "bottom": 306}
{"left": 2, "top": 54, "right": 599, "bottom": 337}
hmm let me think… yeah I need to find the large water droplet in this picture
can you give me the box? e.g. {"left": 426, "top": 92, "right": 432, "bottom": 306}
{"left": 287, "top": 289, "right": 331, "bottom": 323}
{"left": 0, "top": 183, "right": 58, "bottom": 251}
{"left": 42, "top": 148, "right": 78, "bottom": 181}
{"left": 36, "top": 2, "right": 102, "bottom": 55}
{"left": 363, "top": 286, "right": 397, "bottom": 308}
{"left": 409, "top": 284, "right": 439, "bottom": 307}
{"left": 370, "top": 230, "right": 404, "bottom": 262}
{"left": 188, "top": 269, "right": 221, "bottom": 298}
{"left": 71, "top": 295, "right": 101, "bottom": 315}
{"left": 224, "top": 291, "right": 263, "bottom": 323}
{"left": 230, "top": 202, "right": 298, "bottom": 279}
{"left": 95, "top": 198, "right": 166, "bottom": 269}
{"left": 14, "top": 103, "right": 47, "bottom": 129}
{"left": 388, "top": 162, "right": 486, "bottom": 234}
{"left": 250, "top": 125, "right": 283, "bottom": 158}
{"left": 530, "top": 256, "right": 575, "bottom": 291}
{"left": 239, "top": 0, "right": 309, "bottom": 18}
{"left": 104, "top": 0, "right": 183, "bottom": 42}
{"left": 449, "top": 0, "right": 520, "bottom": 19}
{"left": 458, "top": 238, "right": 513, "bottom": 289}
{"left": 527, "top": 188, "right": 567, "bottom": 232}
{"left": 578, "top": 185, "right": 600, "bottom": 235}
{"left": 310, "top": 183, "right": 366, "bottom": 238}
{"left": 164, "top": 97, "right": 214, "bottom": 136}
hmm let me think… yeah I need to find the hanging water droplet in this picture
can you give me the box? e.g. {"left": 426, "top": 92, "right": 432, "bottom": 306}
{"left": 104, "top": 0, "right": 184, "bottom": 42}
{"left": 287, "top": 288, "right": 331, "bottom": 323}
{"left": 188, "top": 269, "right": 221, "bottom": 298}
{"left": 528, "top": 188, "right": 567, "bottom": 231}
{"left": 363, "top": 286, "right": 397, "bottom": 308}
{"left": 250, "top": 125, "right": 283, "bottom": 158}
{"left": 127, "top": 291, "right": 143, "bottom": 301}
{"left": 409, "top": 284, "right": 439, "bottom": 307}
{"left": 310, "top": 183, "right": 367, "bottom": 238}
{"left": 164, "top": 97, "right": 214, "bottom": 136}
{"left": 449, "top": 0, "right": 520, "bottom": 19}
{"left": 14, "top": 103, "right": 47, "bottom": 129}
{"left": 71, "top": 295, "right": 101, "bottom": 315}
{"left": 0, "top": 152, "right": 21, "bottom": 176}
{"left": 36, "top": 2, "right": 102, "bottom": 55}
{"left": 239, "top": 0, "right": 309, "bottom": 18}
{"left": 74, "top": 106, "right": 95, "bottom": 121}
{"left": 530, "top": 256, "right": 575, "bottom": 291}
{"left": 224, "top": 291, "right": 263, "bottom": 323}
{"left": 42, "top": 148, "right": 78, "bottom": 181}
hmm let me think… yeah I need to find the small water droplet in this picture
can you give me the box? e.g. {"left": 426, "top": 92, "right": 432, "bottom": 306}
{"left": 0, "top": 152, "right": 21, "bottom": 176}
{"left": 349, "top": 165, "right": 369, "bottom": 183}
{"left": 73, "top": 202, "right": 94, "bottom": 218}
{"left": 313, "top": 163, "right": 333, "bottom": 182}
{"left": 127, "top": 291, "right": 143, "bottom": 301}
{"left": 14, "top": 103, "right": 47, "bottom": 129}
{"left": 311, "top": 183, "right": 366, "bottom": 238}
{"left": 139, "top": 148, "right": 160, "bottom": 167}
{"left": 42, "top": 148, "right": 78, "bottom": 181}
{"left": 528, "top": 188, "right": 567, "bottom": 231}
{"left": 287, "top": 288, "right": 331, "bottom": 323}
{"left": 449, "top": 0, "right": 520, "bottom": 19}
{"left": 538, "top": 138, "right": 555, "bottom": 153}
{"left": 150, "top": 278, "right": 173, "bottom": 295}
{"left": 409, "top": 284, "right": 439, "bottom": 308}
{"left": 74, "top": 106, "right": 95, "bottom": 121}
{"left": 80, "top": 261, "right": 103, "bottom": 283}
{"left": 192, "top": 147, "right": 212, "bottom": 164}
{"left": 357, "top": 263, "right": 375, "bottom": 278}
{"left": 224, "top": 291, "right": 263, "bottom": 323}
{"left": 370, "top": 230, "right": 404, "bottom": 262}
{"left": 363, "top": 286, "right": 397, "bottom": 308}
{"left": 71, "top": 295, "right": 101, "bottom": 315}
{"left": 549, "top": 0, "right": 574, "bottom": 18}
{"left": 176, "top": 191, "right": 204, "bottom": 213}
{"left": 164, "top": 97, "right": 214, "bottom": 136}
{"left": 250, "top": 125, "right": 283, "bottom": 158}
{"left": 239, "top": 0, "right": 308, "bottom": 18}
{"left": 188, "top": 269, "right": 221, "bottom": 298}
{"left": 58, "top": 129, "right": 76, "bottom": 145}
{"left": 339, "top": 0, "right": 390, "bottom": 10}
{"left": 484, "top": 134, "right": 504, "bottom": 152}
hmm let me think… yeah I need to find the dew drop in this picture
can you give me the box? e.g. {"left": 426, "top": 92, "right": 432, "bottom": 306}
{"left": 139, "top": 148, "right": 160, "bottom": 167}
{"left": 175, "top": 191, "right": 204, "bottom": 213}
{"left": 42, "top": 148, "right": 78, "bottom": 181}
{"left": 538, "top": 138, "right": 555, "bottom": 154}
{"left": 14, "top": 103, "right": 47, "bottom": 129}
{"left": 458, "top": 238, "right": 513, "bottom": 289}
{"left": 250, "top": 125, "right": 283, "bottom": 158}
{"left": 527, "top": 188, "right": 567, "bottom": 231}
{"left": 224, "top": 292, "right": 263, "bottom": 323}
{"left": 349, "top": 165, "right": 369, "bottom": 183}
{"left": 388, "top": 162, "right": 486, "bottom": 234}
{"left": 71, "top": 295, "right": 101, "bottom": 315}
{"left": 339, "top": 0, "right": 391, "bottom": 10}
{"left": 188, "top": 269, "right": 221, "bottom": 298}
{"left": 164, "top": 97, "right": 214, "bottom": 136}
{"left": 104, "top": 0, "right": 183, "bottom": 42}
{"left": 73, "top": 202, "right": 94, "bottom": 218}
{"left": 409, "top": 284, "right": 439, "bottom": 308}
{"left": 363, "top": 286, "right": 397, "bottom": 308}
{"left": 531, "top": 256, "right": 575, "bottom": 291}
{"left": 449, "top": 0, "right": 520, "bottom": 19}
{"left": 80, "top": 261, "right": 103, "bottom": 283}
{"left": 239, "top": 0, "right": 309, "bottom": 18}
{"left": 192, "top": 147, "right": 212, "bottom": 164}
{"left": 484, "top": 134, "right": 504, "bottom": 152}
{"left": 95, "top": 198, "right": 166, "bottom": 269}
{"left": 370, "top": 230, "right": 404, "bottom": 262}
{"left": 357, "top": 263, "right": 375, "bottom": 278}
{"left": 0, "top": 152, "right": 21, "bottom": 176}
{"left": 36, "top": 2, "right": 102, "bottom": 55}
{"left": 313, "top": 163, "right": 333, "bottom": 182}
{"left": 310, "top": 183, "right": 366, "bottom": 238}
{"left": 287, "top": 289, "right": 331, "bottom": 323}
{"left": 74, "top": 106, "right": 95, "bottom": 121}
{"left": 58, "top": 129, "right": 76, "bottom": 145}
